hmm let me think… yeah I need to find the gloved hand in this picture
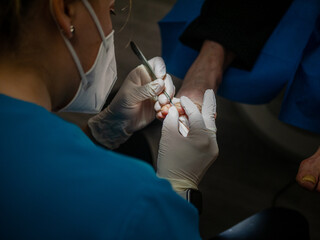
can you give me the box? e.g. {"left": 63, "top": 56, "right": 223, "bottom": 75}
{"left": 88, "top": 57, "right": 174, "bottom": 149}
{"left": 157, "top": 90, "right": 219, "bottom": 192}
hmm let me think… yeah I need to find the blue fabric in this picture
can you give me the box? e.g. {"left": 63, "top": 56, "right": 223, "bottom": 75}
{"left": 280, "top": 17, "right": 320, "bottom": 133}
{"left": 159, "top": 0, "right": 320, "bottom": 133}
{"left": 0, "top": 94, "right": 200, "bottom": 240}
{"left": 159, "top": 0, "right": 203, "bottom": 81}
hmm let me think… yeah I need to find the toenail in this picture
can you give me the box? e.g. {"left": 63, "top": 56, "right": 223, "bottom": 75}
{"left": 301, "top": 175, "right": 316, "bottom": 184}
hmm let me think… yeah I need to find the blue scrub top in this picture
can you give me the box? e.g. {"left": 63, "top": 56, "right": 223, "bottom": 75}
{"left": 0, "top": 94, "right": 200, "bottom": 240}
{"left": 159, "top": 0, "right": 320, "bottom": 134}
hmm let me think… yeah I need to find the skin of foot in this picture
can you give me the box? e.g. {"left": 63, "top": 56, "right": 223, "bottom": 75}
{"left": 296, "top": 146, "right": 320, "bottom": 192}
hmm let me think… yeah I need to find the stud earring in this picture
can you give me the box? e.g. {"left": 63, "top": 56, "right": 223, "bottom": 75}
{"left": 70, "top": 25, "right": 75, "bottom": 35}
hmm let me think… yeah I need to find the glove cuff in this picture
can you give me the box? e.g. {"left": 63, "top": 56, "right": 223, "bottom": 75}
{"left": 88, "top": 108, "right": 132, "bottom": 149}
{"left": 157, "top": 176, "right": 198, "bottom": 192}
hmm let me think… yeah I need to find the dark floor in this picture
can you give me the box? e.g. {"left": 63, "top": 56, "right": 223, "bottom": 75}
{"left": 98, "top": 1, "right": 320, "bottom": 239}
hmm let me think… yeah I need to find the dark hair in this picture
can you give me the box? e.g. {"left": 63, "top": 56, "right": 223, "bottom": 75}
{"left": 0, "top": 1, "right": 35, "bottom": 53}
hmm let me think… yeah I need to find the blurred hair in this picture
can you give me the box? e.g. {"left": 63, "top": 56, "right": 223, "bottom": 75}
{"left": 118, "top": 0, "right": 132, "bottom": 33}
{"left": 0, "top": 1, "right": 36, "bottom": 53}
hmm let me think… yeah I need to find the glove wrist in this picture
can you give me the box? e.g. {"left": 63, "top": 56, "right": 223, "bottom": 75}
{"left": 156, "top": 174, "right": 198, "bottom": 192}
{"left": 88, "top": 107, "right": 132, "bottom": 149}
{"left": 156, "top": 174, "right": 201, "bottom": 213}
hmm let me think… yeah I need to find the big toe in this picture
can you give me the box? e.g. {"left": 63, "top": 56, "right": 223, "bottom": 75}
{"left": 296, "top": 157, "right": 320, "bottom": 191}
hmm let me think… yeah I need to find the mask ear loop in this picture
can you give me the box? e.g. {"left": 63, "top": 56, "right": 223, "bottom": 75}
{"left": 82, "top": 0, "right": 110, "bottom": 50}
{"left": 49, "top": 0, "right": 89, "bottom": 87}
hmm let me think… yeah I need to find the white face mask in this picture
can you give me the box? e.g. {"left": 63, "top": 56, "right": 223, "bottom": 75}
{"left": 55, "top": 0, "right": 117, "bottom": 113}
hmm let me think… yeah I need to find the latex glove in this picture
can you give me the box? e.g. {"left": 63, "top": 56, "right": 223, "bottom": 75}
{"left": 157, "top": 90, "right": 219, "bottom": 192}
{"left": 157, "top": 72, "right": 175, "bottom": 106}
{"left": 88, "top": 57, "right": 174, "bottom": 149}
{"left": 154, "top": 97, "right": 184, "bottom": 119}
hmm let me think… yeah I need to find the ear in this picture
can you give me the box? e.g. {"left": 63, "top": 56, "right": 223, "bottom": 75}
{"left": 51, "top": 0, "right": 75, "bottom": 39}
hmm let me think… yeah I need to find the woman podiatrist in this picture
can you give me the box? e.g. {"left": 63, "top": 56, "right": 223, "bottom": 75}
{"left": 0, "top": 0, "right": 218, "bottom": 239}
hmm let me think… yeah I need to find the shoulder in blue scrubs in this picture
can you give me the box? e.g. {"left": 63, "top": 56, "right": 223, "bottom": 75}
{"left": 0, "top": 94, "right": 201, "bottom": 240}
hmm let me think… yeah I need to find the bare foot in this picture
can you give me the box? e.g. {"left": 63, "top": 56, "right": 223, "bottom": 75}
{"left": 296, "top": 147, "right": 320, "bottom": 192}
{"left": 176, "top": 40, "right": 235, "bottom": 107}
{"left": 156, "top": 101, "right": 185, "bottom": 120}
